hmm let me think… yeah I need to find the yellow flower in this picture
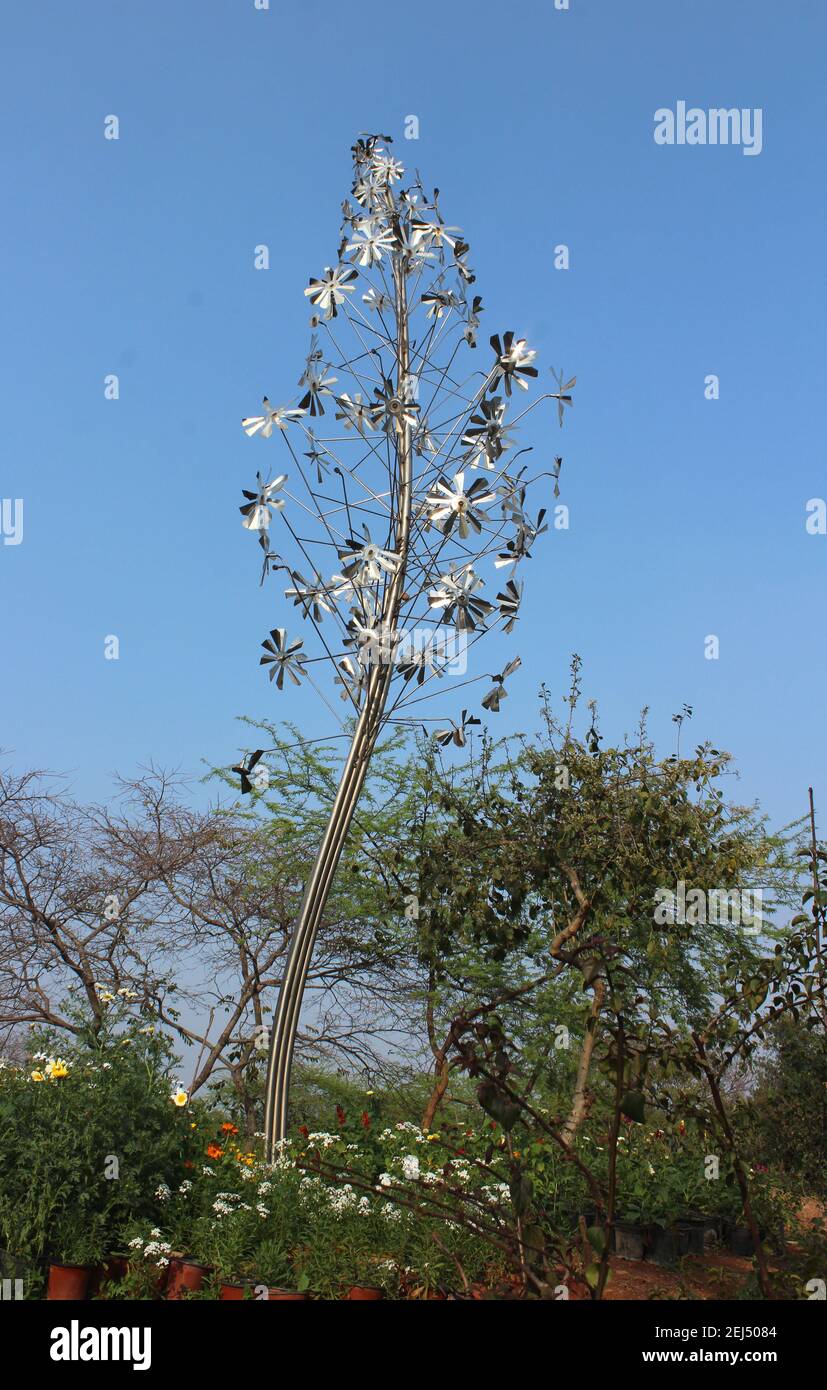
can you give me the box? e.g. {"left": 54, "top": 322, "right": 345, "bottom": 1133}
{"left": 45, "top": 1059, "right": 69, "bottom": 1079}
{"left": 171, "top": 1089, "right": 188, "bottom": 1107}
{"left": 30, "top": 1070, "right": 45, "bottom": 1082}
{"left": 426, "top": 1133, "right": 440, "bottom": 1142}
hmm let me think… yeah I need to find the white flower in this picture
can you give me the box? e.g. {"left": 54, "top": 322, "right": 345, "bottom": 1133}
{"left": 155, "top": 1183, "right": 171, "bottom": 1203}
{"left": 402, "top": 1155, "right": 420, "bottom": 1181}
{"left": 170, "top": 1088, "right": 188, "bottom": 1108}
{"left": 306, "top": 1131, "right": 337, "bottom": 1149}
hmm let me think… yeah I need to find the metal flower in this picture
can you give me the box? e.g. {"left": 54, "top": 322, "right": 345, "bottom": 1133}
{"left": 429, "top": 564, "right": 495, "bottom": 632}
{"left": 284, "top": 570, "right": 336, "bottom": 624}
{"left": 397, "top": 635, "right": 445, "bottom": 686}
{"left": 241, "top": 399, "right": 305, "bottom": 438}
{"left": 413, "top": 416, "right": 438, "bottom": 456}
{"left": 495, "top": 509, "right": 548, "bottom": 568}
{"left": 335, "top": 393, "right": 377, "bottom": 434}
{"left": 496, "top": 578, "right": 523, "bottom": 632}
{"left": 481, "top": 655, "right": 521, "bottom": 713}
{"left": 434, "top": 710, "right": 481, "bottom": 748}
{"left": 334, "top": 655, "right": 365, "bottom": 703}
{"left": 259, "top": 629, "right": 307, "bottom": 688}
{"left": 304, "top": 265, "right": 358, "bottom": 320}
{"left": 453, "top": 239, "right": 476, "bottom": 285}
{"left": 304, "top": 433, "right": 330, "bottom": 485}
{"left": 463, "top": 294, "right": 483, "bottom": 347}
{"left": 425, "top": 470, "right": 496, "bottom": 539}
{"left": 370, "top": 380, "right": 419, "bottom": 436}
{"left": 489, "top": 333, "right": 538, "bottom": 396}
{"left": 362, "top": 286, "right": 392, "bottom": 314}
{"left": 411, "top": 217, "right": 462, "bottom": 252}
{"left": 462, "top": 397, "right": 515, "bottom": 469}
{"left": 337, "top": 526, "right": 401, "bottom": 587}
{"left": 371, "top": 151, "right": 405, "bottom": 184}
{"left": 550, "top": 367, "right": 576, "bottom": 425}
{"left": 231, "top": 749, "right": 266, "bottom": 795}
{"left": 298, "top": 338, "right": 337, "bottom": 416}
{"left": 346, "top": 218, "right": 396, "bottom": 267}
{"left": 347, "top": 615, "right": 399, "bottom": 668}
{"left": 421, "top": 289, "right": 460, "bottom": 320}
{"left": 239, "top": 473, "right": 287, "bottom": 532}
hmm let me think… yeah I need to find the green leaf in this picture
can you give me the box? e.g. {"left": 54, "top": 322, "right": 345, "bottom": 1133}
{"left": 620, "top": 1090, "right": 646, "bottom": 1123}
{"left": 586, "top": 1225, "right": 606, "bottom": 1255}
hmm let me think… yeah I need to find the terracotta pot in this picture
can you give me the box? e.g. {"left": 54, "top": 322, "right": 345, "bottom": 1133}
{"left": 88, "top": 1256, "right": 128, "bottom": 1297}
{"left": 47, "top": 1263, "right": 94, "bottom": 1300}
{"left": 346, "top": 1285, "right": 383, "bottom": 1300}
{"left": 166, "top": 1258, "right": 212, "bottom": 1299}
{"left": 263, "top": 1286, "right": 311, "bottom": 1301}
{"left": 219, "top": 1280, "right": 253, "bottom": 1300}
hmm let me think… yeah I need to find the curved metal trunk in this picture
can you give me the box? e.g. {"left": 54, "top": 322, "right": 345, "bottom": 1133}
{"left": 264, "top": 250, "right": 413, "bottom": 1157}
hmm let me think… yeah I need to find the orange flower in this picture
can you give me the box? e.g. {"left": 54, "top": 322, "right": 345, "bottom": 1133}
{"left": 206, "top": 1142, "right": 223, "bottom": 1159}
{"left": 221, "top": 1122, "right": 239, "bottom": 1135}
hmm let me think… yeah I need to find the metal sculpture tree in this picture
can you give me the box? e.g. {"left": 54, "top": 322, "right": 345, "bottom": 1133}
{"left": 234, "top": 133, "right": 575, "bottom": 1156}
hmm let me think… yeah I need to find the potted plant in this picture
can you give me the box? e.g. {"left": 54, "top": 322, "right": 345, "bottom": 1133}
{"left": 251, "top": 1237, "right": 310, "bottom": 1301}
{"left": 47, "top": 1218, "right": 107, "bottom": 1301}
{"left": 166, "top": 1255, "right": 213, "bottom": 1299}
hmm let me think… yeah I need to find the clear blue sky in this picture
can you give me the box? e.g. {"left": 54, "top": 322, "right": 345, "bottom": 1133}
{"left": 2, "top": 0, "right": 825, "bottom": 832}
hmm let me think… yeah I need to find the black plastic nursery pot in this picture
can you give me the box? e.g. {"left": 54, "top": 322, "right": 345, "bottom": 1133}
{"left": 728, "top": 1224, "right": 762, "bottom": 1257}
{"left": 647, "top": 1225, "right": 681, "bottom": 1267}
{"left": 675, "top": 1214, "right": 720, "bottom": 1256}
{"left": 612, "top": 1221, "right": 646, "bottom": 1262}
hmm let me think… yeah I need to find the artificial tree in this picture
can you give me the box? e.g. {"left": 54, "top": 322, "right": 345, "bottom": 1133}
{"left": 234, "top": 133, "right": 574, "bottom": 1155}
